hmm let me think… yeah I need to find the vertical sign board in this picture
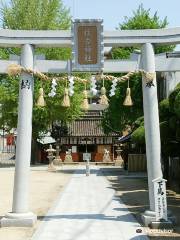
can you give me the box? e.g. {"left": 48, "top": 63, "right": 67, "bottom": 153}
{"left": 152, "top": 178, "right": 168, "bottom": 221}
{"left": 72, "top": 19, "right": 104, "bottom": 72}
{"left": 83, "top": 153, "right": 91, "bottom": 161}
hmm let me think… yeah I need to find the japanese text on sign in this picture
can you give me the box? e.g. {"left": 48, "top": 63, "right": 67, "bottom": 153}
{"left": 21, "top": 79, "right": 31, "bottom": 90}
{"left": 153, "top": 178, "right": 167, "bottom": 221}
{"left": 78, "top": 26, "right": 97, "bottom": 65}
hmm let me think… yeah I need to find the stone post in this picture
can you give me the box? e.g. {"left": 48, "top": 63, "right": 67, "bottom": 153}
{"left": 1, "top": 44, "right": 37, "bottom": 227}
{"left": 141, "top": 43, "right": 164, "bottom": 226}
{"left": 54, "top": 144, "right": 62, "bottom": 165}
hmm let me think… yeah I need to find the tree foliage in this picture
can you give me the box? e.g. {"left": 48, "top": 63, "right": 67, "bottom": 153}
{"left": 1, "top": 0, "right": 70, "bottom": 30}
{"left": 112, "top": 4, "right": 174, "bottom": 58}
{"left": 0, "top": 0, "right": 84, "bottom": 139}
{"left": 0, "top": 0, "right": 72, "bottom": 59}
{"left": 103, "top": 4, "right": 175, "bottom": 135}
{"left": 102, "top": 73, "right": 143, "bottom": 134}
{"left": 159, "top": 99, "right": 170, "bottom": 120}
{"left": 131, "top": 83, "right": 180, "bottom": 156}
{"left": 0, "top": 74, "right": 84, "bottom": 139}
{"left": 120, "top": 4, "right": 168, "bottom": 30}
{"left": 131, "top": 126, "right": 145, "bottom": 145}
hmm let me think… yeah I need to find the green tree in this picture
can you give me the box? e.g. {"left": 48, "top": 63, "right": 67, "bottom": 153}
{"left": 1, "top": 0, "right": 70, "bottom": 30}
{"left": 112, "top": 4, "right": 174, "bottom": 58}
{"left": 0, "top": 0, "right": 71, "bottom": 59}
{"left": 131, "top": 83, "right": 180, "bottom": 157}
{"left": 0, "top": 0, "right": 84, "bottom": 140}
{"left": 102, "top": 73, "right": 143, "bottom": 134}
{"left": 103, "top": 4, "right": 175, "bottom": 134}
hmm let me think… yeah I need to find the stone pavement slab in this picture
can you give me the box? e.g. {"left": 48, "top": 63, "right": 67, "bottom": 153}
{"left": 31, "top": 166, "right": 149, "bottom": 240}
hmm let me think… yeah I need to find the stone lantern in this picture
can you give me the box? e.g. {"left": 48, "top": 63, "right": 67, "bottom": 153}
{"left": 53, "top": 145, "right": 62, "bottom": 165}
{"left": 46, "top": 144, "right": 56, "bottom": 171}
{"left": 115, "top": 144, "right": 124, "bottom": 167}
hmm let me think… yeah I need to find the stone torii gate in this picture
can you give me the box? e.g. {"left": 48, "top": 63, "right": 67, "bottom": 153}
{"left": 0, "top": 27, "right": 180, "bottom": 227}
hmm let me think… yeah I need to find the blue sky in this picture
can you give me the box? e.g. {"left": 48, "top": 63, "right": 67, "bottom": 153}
{"left": 63, "top": 0, "right": 180, "bottom": 30}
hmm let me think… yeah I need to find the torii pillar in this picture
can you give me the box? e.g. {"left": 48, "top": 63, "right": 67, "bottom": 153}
{"left": 141, "top": 43, "right": 165, "bottom": 226}
{"left": 1, "top": 44, "right": 37, "bottom": 227}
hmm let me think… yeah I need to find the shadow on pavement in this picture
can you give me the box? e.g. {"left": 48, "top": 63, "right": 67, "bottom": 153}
{"left": 37, "top": 212, "right": 140, "bottom": 223}
{"left": 103, "top": 167, "right": 180, "bottom": 238}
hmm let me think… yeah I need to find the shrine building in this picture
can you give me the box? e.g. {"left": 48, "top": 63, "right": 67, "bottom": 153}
{"left": 56, "top": 109, "right": 119, "bottom": 162}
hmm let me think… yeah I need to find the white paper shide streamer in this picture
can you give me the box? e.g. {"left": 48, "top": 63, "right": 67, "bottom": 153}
{"left": 48, "top": 78, "right": 57, "bottom": 97}
{"left": 109, "top": 78, "right": 118, "bottom": 97}
{"left": 90, "top": 76, "right": 97, "bottom": 96}
{"left": 68, "top": 76, "right": 74, "bottom": 96}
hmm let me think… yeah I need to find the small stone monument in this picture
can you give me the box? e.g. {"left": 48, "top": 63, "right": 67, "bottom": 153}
{"left": 83, "top": 153, "right": 90, "bottom": 176}
{"left": 153, "top": 178, "right": 167, "bottom": 221}
{"left": 103, "top": 149, "right": 111, "bottom": 162}
{"left": 150, "top": 177, "right": 173, "bottom": 229}
{"left": 64, "top": 149, "right": 73, "bottom": 163}
{"left": 46, "top": 144, "right": 56, "bottom": 171}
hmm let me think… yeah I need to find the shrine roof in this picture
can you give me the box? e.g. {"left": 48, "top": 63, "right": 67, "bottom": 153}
{"left": 67, "top": 111, "right": 119, "bottom": 137}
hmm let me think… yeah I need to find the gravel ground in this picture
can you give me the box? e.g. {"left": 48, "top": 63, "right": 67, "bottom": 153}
{"left": 0, "top": 165, "right": 75, "bottom": 240}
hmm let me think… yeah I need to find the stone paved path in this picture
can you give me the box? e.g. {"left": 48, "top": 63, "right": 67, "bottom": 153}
{"left": 31, "top": 166, "right": 149, "bottom": 240}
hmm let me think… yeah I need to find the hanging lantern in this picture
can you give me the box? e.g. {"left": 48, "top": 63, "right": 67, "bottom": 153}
{"left": 61, "top": 88, "right": 70, "bottom": 107}
{"left": 81, "top": 90, "right": 89, "bottom": 111}
{"left": 99, "top": 86, "right": 109, "bottom": 106}
{"left": 36, "top": 87, "right": 46, "bottom": 107}
{"left": 123, "top": 80, "right": 133, "bottom": 106}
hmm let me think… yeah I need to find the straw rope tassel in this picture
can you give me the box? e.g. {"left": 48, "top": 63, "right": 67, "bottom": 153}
{"left": 99, "top": 79, "right": 109, "bottom": 106}
{"left": 36, "top": 87, "right": 46, "bottom": 107}
{"left": 62, "top": 79, "right": 70, "bottom": 107}
{"left": 123, "top": 79, "right": 133, "bottom": 106}
{"left": 81, "top": 83, "right": 89, "bottom": 111}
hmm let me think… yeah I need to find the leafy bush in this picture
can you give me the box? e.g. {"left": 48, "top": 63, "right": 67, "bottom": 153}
{"left": 169, "top": 83, "right": 180, "bottom": 113}
{"left": 174, "top": 91, "right": 180, "bottom": 118}
{"left": 131, "top": 126, "right": 145, "bottom": 145}
{"left": 169, "top": 116, "right": 178, "bottom": 131}
{"left": 159, "top": 99, "right": 170, "bottom": 120}
{"left": 133, "top": 116, "right": 144, "bottom": 128}
{"left": 160, "top": 121, "right": 173, "bottom": 142}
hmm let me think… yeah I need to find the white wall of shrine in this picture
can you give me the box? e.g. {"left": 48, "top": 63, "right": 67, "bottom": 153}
{"left": 163, "top": 71, "right": 180, "bottom": 97}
